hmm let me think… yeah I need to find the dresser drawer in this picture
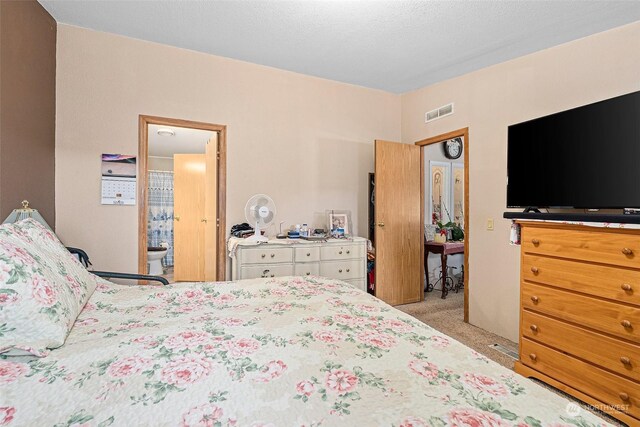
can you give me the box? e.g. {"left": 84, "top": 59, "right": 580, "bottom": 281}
{"left": 321, "top": 243, "right": 363, "bottom": 261}
{"left": 522, "top": 282, "right": 640, "bottom": 343}
{"left": 522, "top": 311, "right": 640, "bottom": 381}
{"left": 522, "top": 225, "right": 640, "bottom": 269}
{"left": 241, "top": 247, "right": 293, "bottom": 264}
{"left": 320, "top": 259, "right": 364, "bottom": 280}
{"left": 523, "top": 254, "right": 640, "bottom": 306}
{"left": 294, "top": 246, "right": 320, "bottom": 262}
{"left": 240, "top": 264, "right": 294, "bottom": 279}
{"left": 521, "top": 338, "right": 640, "bottom": 419}
{"left": 294, "top": 262, "right": 320, "bottom": 277}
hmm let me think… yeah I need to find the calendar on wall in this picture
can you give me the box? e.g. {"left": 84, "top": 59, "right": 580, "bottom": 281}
{"left": 101, "top": 154, "right": 137, "bottom": 205}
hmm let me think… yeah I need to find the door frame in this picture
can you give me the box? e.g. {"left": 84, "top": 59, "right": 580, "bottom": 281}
{"left": 138, "top": 115, "right": 227, "bottom": 281}
{"left": 415, "top": 127, "right": 470, "bottom": 322}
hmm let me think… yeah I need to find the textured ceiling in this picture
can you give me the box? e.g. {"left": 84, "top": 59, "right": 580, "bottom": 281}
{"left": 39, "top": 1, "right": 640, "bottom": 93}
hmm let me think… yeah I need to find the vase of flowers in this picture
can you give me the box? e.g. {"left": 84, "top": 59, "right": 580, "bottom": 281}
{"left": 435, "top": 221, "right": 463, "bottom": 242}
{"left": 435, "top": 205, "right": 464, "bottom": 242}
{"left": 434, "top": 227, "right": 447, "bottom": 243}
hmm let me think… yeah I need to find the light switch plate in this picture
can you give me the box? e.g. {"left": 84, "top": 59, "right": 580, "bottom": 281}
{"left": 487, "top": 218, "right": 494, "bottom": 231}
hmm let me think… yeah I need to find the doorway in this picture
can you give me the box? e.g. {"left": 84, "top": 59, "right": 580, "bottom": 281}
{"left": 138, "top": 115, "right": 227, "bottom": 282}
{"left": 415, "top": 128, "right": 469, "bottom": 322}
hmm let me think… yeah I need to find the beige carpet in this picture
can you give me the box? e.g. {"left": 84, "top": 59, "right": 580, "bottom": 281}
{"left": 397, "top": 290, "right": 518, "bottom": 368}
{"left": 397, "top": 290, "right": 626, "bottom": 426}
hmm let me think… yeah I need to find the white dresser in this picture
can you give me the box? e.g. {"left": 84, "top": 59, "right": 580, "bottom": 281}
{"left": 230, "top": 237, "right": 367, "bottom": 292}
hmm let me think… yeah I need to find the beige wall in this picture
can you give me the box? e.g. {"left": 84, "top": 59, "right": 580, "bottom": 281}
{"left": 402, "top": 21, "right": 640, "bottom": 341}
{"left": 55, "top": 25, "right": 400, "bottom": 273}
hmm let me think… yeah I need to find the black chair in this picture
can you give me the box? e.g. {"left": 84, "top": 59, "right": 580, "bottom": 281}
{"left": 66, "top": 247, "right": 169, "bottom": 286}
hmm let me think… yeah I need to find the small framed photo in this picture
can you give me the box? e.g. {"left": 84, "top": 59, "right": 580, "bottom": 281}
{"left": 326, "top": 210, "right": 353, "bottom": 238}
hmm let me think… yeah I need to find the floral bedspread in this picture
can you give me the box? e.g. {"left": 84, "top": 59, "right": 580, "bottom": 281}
{"left": 2, "top": 276, "right": 610, "bottom": 427}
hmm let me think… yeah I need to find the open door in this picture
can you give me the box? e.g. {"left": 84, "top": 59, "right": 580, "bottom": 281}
{"left": 173, "top": 154, "right": 206, "bottom": 281}
{"left": 204, "top": 135, "right": 218, "bottom": 281}
{"left": 374, "top": 140, "right": 422, "bottom": 305}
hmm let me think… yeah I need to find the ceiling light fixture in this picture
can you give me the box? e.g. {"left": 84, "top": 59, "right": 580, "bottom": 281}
{"left": 157, "top": 128, "right": 175, "bottom": 137}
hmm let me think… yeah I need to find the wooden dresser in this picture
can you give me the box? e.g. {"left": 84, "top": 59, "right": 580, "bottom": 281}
{"left": 515, "top": 221, "right": 640, "bottom": 425}
{"left": 231, "top": 237, "right": 367, "bottom": 292}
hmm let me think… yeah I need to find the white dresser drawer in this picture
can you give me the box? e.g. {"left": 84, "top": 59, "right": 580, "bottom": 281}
{"left": 320, "top": 259, "right": 364, "bottom": 280}
{"left": 321, "top": 243, "right": 363, "bottom": 261}
{"left": 231, "top": 237, "right": 367, "bottom": 282}
{"left": 241, "top": 247, "right": 293, "bottom": 264}
{"left": 294, "top": 246, "right": 320, "bottom": 262}
{"left": 294, "top": 262, "right": 320, "bottom": 277}
{"left": 240, "top": 264, "right": 294, "bottom": 279}
{"left": 344, "top": 279, "right": 366, "bottom": 292}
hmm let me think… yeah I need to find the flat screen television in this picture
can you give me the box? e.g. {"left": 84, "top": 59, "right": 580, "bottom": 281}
{"left": 507, "top": 90, "right": 640, "bottom": 209}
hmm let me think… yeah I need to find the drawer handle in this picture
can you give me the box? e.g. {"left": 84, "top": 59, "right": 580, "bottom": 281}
{"left": 530, "top": 296, "right": 539, "bottom": 304}
{"left": 530, "top": 267, "right": 539, "bottom": 274}
{"left": 619, "top": 392, "right": 630, "bottom": 401}
{"left": 621, "top": 283, "right": 633, "bottom": 292}
{"left": 270, "top": 254, "right": 275, "bottom": 258}
{"left": 622, "top": 247, "right": 634, "bottom": 256}
{"left": 339, "top": 251, "right": 343, "bottom": 254}
{"left": 531, "top": 238, "right": 540, "bottom": 245}
{"left": 306, "top": 272, "right": 310, "bottom": 276}
{"left": 339, "top": 269, "right": 343, "bottom": 273}
{"left": 270, "top": 274, "right": 275, "bottom": 278}
{"left": 529, "top": 353, "right": 537, "bottom": 361}
{"left": 620, "top": 356, "right": 631, "bottom": 366}
{"left": 621, "top": 320, "right": 632, "bottom": 328}
{"left": 530, "top": 325, "right": 538, "bottom": 332}
{"left": 306, "top": 252, "right": 311, "bottom": 256}
{"left": 346, "top": 250, "right": 350, "bottom": 254}
{"left": 261, "top": 254, "right": 266, "bottom": 258}
{"left": 346, "top": 269, "right": 350, "bottom": 272}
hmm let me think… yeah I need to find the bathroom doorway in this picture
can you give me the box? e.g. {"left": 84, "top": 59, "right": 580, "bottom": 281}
{"left": 138, "top": 116, "right": 227, "bottom": 282}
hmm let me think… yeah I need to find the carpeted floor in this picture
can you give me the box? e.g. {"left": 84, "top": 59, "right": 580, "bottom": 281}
{"left": 397, "top": 289, "right": 627, "bottom": 426}
{"left": 397, "top": 290, "right": 518, "bottom": 369}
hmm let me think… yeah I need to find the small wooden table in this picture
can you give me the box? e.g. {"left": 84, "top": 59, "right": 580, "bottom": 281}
{"left": 425, "top": 241, "right": 464, "bottom": 299}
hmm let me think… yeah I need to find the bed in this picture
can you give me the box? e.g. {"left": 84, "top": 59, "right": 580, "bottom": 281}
{"left": 2, "top": 273, "right": 612, "bottom": 426}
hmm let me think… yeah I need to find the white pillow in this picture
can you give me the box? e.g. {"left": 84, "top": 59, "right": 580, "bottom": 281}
{"left": 0, "top": 219, "right": 98, "bottom": 356}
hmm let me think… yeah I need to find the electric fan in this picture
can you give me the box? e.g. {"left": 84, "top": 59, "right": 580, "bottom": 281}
{"left": 244, "top": 194, "right": 276, "bottom": 243}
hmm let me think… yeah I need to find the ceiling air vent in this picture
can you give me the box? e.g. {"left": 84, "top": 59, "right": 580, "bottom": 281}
{"left": 425, "top": 102, "right": 454, "bottom": 123}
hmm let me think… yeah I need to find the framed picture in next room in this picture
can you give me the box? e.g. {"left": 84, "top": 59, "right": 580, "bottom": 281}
{"left": 429, "top": 161, "right": 451, "bottom": 225}
{"left": 452, "top": 163, "right": 464, "bottom": 227}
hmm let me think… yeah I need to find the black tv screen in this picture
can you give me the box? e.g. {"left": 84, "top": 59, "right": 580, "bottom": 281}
{"left": 507, "top": 91, "right": 640, "bottom": 209}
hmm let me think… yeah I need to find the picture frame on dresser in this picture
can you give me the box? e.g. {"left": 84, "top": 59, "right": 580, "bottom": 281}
{"left": 326, "top": 210, "right": 352, "bottom": 238}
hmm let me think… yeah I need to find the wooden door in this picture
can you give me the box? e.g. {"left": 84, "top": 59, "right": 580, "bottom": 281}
{"left": 204, "top": 135, "right": 218, "bottom": 281}
{"left": 374, "top": 140, "right": 422, "bottom": 305}
{"left": 173, "top": 154, "right": 206, "bottom": 281}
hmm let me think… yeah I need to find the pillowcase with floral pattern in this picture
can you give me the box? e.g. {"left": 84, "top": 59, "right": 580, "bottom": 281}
{"left": 14, "top": 219, "right": 97, "bottom": 309}
{"left": 0, "top": 219, "right": 98, "bottom": 356}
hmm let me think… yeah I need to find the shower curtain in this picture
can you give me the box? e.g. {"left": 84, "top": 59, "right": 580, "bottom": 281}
{"left": 147, "top": 171, "right": 174, "bottom": 267}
